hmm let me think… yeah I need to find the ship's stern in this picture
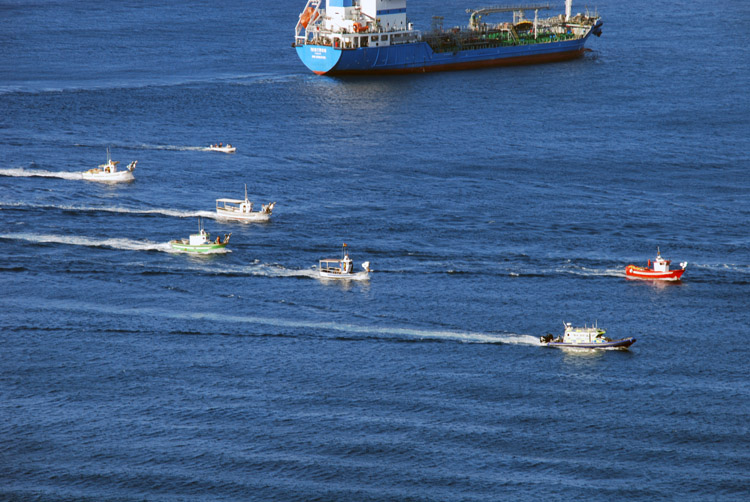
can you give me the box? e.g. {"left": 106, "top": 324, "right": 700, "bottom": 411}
{"left": 295, "top": 44, "right": 342, "bottom": 75}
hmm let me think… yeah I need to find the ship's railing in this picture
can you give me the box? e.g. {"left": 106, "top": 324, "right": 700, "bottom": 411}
{"left": 300, "top": 27, "right": 423, "bottom": 49}
{"left": 423, "top": 27, "right": 579, "bottom": 53}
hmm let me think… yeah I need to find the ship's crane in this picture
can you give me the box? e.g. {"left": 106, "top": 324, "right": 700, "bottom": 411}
{"left": 466, "top": 4, "right": 551, "bottom": 30}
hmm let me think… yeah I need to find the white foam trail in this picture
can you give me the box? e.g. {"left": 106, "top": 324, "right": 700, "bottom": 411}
{"left": 0, "top": 202, "right": 217, "bottom": 220}
{"left": 248, "top": 265, "right": 320, "bottom": 279}
{"left": 200, "top": 262, "right": 369, "bottom": 280}
{"left": 74, "top": 143, "right": 220, "bottom": 152}
{"left": 135, "top": 144, "right": 209, "bottom": 152}
{"left": 0, "top": 168, "right": 83, "bottom": 180}
{"left": 0, "top": 233, "right": 172, "bottom": 252}
{"left": 693, "top": 263, "right": 750, "bottom": 275}
{"left": 30, "top": 299, "right": 537, "bottom": 345}
{"left": 190, "top": 261, "right": 322, "bottom": 279}
{"left": 561, "top": 267, "right": 627, "bottom": 278}
{"left": 498, "top": 334, "right": 543, "bottom": 345}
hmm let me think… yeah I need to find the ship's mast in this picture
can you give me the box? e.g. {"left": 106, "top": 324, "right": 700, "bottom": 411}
{"left": 565, "top": 0, "right": 572, "bottom": 20}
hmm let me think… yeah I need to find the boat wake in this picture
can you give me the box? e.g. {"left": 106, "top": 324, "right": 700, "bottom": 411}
{"left": 134, "top": 144, "right": 210, "bottom": 152}
{"left": 0, "top": 202, "right": 217, "bottom": 220}
{"left": 560, "top": 266, "right": 627, "bottom": 278}
{"left": 194, "top": 262, "right": 321, "bottom": 279}
{"left": 74, "top": 143, "right": 223, "bottom": 152}
{"left": 0, "top": 232, "right": 173, "bottom": 253}
{"left": 0, "top": 168, "right": 82, "bottom": 180}
{"left": 7, "top": 297, "right": 538, "bottom": 346}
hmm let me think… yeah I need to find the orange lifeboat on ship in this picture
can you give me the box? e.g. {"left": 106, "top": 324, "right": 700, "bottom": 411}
{"left": 300, "top": 7, "right": 319, "bottom": 29}
{"left": 353, "top": 22, "right": 368, "bottom": 33}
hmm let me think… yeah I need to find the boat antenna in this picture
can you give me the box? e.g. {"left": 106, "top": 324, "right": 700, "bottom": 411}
{"left": 244, "top": 183, "right": 248, "bottom": 201}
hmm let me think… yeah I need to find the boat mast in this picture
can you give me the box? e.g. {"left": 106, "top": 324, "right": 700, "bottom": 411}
{"left": 565, "top": 0, "right": 572, "bottom": 21}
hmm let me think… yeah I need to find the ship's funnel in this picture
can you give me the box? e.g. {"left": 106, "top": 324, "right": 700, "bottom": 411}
{"left": 565, "top": 0, "right": 572, "bottom": 20}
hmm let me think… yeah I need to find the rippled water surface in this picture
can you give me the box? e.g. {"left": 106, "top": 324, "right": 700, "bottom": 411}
{"left": 1, "top": 0, "right": 749, "bottom": 500}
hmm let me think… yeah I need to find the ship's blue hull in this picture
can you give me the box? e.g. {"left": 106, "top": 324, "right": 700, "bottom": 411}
{"left": 296, "top": 21, "right": 602, "bottom": 75}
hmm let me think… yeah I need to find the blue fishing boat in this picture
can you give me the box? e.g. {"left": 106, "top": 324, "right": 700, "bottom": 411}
{"left": 540, "top": 322, "right": 636, "bottom": 349}
{"left": 293, "top": 0, "right": 602, "bottom": 75}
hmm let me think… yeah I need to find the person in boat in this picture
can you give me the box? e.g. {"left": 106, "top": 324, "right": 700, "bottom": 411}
{"left": 215, "top": 236, "right": 221, "bottom": 244}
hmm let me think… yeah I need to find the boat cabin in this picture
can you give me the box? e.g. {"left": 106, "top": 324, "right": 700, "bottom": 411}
{"left": 216, "top": 198, "right": 252, "bottom": 214}
{"left": 296, "top": 0, "right": 418, "bottom": 49}
{"left": 319, "top": 256, "right": 353, "bottom": 274}
{"left": 652, "top": 253, "right": 671, "bottom": 272}
{"left": 189, "top": 229, "right": 210, "bottom": 246}
{"left": 563, "top": 322, "right": 607, "bottom": 344}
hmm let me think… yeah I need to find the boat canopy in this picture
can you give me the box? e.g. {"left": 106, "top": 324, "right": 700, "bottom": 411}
{"left": 216, "top": 198, "right": 245, "bottom": 204}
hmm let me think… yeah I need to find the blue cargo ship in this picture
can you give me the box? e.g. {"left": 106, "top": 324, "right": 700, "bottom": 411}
{"left": 293, "top": 0, "right": 602, "bottom": 75}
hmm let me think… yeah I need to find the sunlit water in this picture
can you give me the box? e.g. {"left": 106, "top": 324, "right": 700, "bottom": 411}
{"left": 1, "top": 0, "right": 748, "bottom": 500}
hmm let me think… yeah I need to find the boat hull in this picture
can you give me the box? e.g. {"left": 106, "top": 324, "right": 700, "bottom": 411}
{"left": 318, "top": 270, "right": 369, "bottom": 281}
{"left": 296, "top": 22, "right": 600, "bottom": 75}
{"left": 81, "top": 171, "right": 134, "bottom": 183}
{"left": 625, "top": 266, "right": 685, "bottom": 281}
{"left": 215, "top": 209, "right": 271, "bottom": 222}
{"left": 169, "top": 241, "right": 228, "bottom": 253}
{"left": 206, "top": 147, "right": 236, "bottom": 153}
{"left": 545, "top": 337, "right": 637, "bottom": 349}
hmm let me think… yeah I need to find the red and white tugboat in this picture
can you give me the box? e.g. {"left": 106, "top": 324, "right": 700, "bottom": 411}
{"left": 625, "top": 248, "right": 687, "bottom": 281}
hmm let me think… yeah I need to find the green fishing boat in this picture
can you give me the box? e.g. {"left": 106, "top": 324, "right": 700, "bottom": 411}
{"left": 170, "top": 219, "right": 230, "bottom": 253}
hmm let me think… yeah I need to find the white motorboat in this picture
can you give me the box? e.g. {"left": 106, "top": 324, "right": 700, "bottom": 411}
{"left": 82, "top": 148, "right": 137, "bottom": 183}
{"left": 215, "top": 184, "right": 275, "bottom": 222}
{"left": 540, "top": 322, "right": 636, "bottom": 349}
{"left": 206, "top": 143, "right": 236, "bottom": 153}
{"left": 318, "top": 243, "right": 370, "bottom": 280}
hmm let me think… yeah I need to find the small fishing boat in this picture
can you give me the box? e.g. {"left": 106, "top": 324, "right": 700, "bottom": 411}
{"left": 215, "top": 184, "right": 275, "bottom": 222}
{"left": 540, "top": 322, "right": 636, "bottom": 349}
{"left": 318, "top": 243, "right": 370, "bottom": 280}
{"left": 626, "top": 248, "right": 687, "bottom": 281}
{"left": 169, "top": 219, "right": 230, "bottom": 253}
{"left": 82, "top": 148, "right": 137, "bottom": 183}
{"left": 206, "top": 143, "right": 236, "bottom": 153}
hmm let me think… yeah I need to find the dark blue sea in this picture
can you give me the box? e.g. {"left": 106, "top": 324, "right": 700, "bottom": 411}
{"left": 1, "top": 0, "right": 749, "bottom": 500}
